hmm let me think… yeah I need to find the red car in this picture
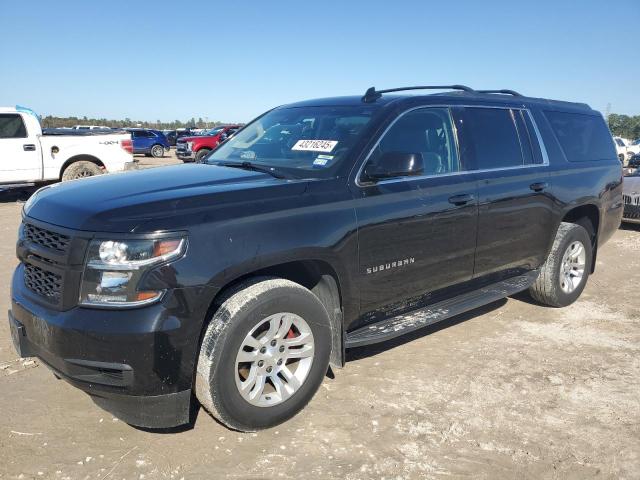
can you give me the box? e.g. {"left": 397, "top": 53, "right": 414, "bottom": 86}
{"left": 176, "top": 125, "right": 241, "bottom": 162}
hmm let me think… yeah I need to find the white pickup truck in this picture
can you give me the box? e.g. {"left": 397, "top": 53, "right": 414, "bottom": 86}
{"left": 0, "top": 106, "right": 135, "bottom": 190}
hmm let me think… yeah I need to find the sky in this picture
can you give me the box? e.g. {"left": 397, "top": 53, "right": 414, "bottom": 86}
{"left": 1, "top": 0, "right": 639, "bottom": 123}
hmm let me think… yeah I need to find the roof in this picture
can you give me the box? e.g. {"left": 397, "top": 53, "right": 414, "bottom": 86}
{"left": 281, "top": 86, "right": 593, "bottom": 113}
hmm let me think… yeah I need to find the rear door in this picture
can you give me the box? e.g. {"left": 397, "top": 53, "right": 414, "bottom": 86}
{"left": 452, "top": 106, "right": 553, "bottom": 277}
{"left": 0, "top": 113, "right": 42, "bottom": 183}
{"left": 353, "top": 107, "right": 478, "bottom": 313}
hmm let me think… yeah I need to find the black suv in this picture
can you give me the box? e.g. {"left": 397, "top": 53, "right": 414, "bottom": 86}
{"left": 9, "top": 85, "right": 623, "bottom": 431}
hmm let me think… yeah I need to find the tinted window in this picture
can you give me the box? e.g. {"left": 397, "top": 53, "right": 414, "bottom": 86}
{"left": 0, "top": 114, "right": 27, "bottom": 138}
{"left": 453, "top": 107, "right": 523, "bottom": 170}
{"left": 367, "top": 107, "right": 460, "bottom": 177}
{"left": 209, "top": 105, "right": 378, "bottom": 179}
{"left": 544, "top": 111, "right": 615, "bottom": 162}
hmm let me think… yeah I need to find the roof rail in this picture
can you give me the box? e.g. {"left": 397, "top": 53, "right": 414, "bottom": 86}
{"left": 362, "top": 85, "right": 476, "bottom": 103}
{"left": 476, "top": 89, "right": 523, "bottom": 97}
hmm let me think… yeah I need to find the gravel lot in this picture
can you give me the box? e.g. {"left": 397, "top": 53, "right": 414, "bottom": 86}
{"left": 0, "top": 159, "right": 639, "bottom": 479}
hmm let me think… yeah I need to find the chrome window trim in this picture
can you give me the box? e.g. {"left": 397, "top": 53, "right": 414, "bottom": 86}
{"left": 354, "top": 104, "right": 550, "bottom": 188}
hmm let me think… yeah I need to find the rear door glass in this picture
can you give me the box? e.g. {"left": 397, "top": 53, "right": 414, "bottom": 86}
{"left": 0, "top": 114, "right": 27, "bottom": 138}
{"left": 451, "top": 107, "right": 524, "bottom": 170}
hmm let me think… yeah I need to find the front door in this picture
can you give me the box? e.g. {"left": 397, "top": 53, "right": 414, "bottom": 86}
{"left": 353, "top": 107, "right": 478, "bottom": 315}
{"left": 0, "top": 113, "right": 42, "bottom": 183}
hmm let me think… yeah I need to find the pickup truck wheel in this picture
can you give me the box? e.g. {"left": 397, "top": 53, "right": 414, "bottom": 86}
{"left": 529, "top": 222, "right": 592, "bottom": 307}
{"left": 61, "top": 161, "right": 103, "bottom": 181}
{"left": 195, "top": 148, "right": 211, "bottom": 162}
{"left": 151, "top": 144, "right": 165, "bottom": 158}
{"left": 195, "top": 277, "right": 331, "bottom": 431}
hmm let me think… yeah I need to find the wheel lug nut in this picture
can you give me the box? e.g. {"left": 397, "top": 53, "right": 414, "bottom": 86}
{"left": 258, "top": 360, "right": 264, "bottom": 367}
{"left": 266, "top": 366, "right": 273, "bottom": 373}
{"left": 279, "top": 345, "right": 285, "bottom": 353}
{"left": 270, "top": 340, "right": 277, "bottom": 347}
{"left": 260, "top": 347, "right": 267, "bottom": 354}
{"left": 277, "top": 359, "right": 283, "bottom": 366}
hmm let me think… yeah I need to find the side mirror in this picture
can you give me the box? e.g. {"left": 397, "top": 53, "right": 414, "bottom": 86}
{"left": 363, "top": 152, "right": 424, "bottom": 181}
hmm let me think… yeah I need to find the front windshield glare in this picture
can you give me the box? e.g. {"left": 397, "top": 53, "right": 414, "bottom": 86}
{"left": 207, "top": 106, "right": 377, "bottom": 177}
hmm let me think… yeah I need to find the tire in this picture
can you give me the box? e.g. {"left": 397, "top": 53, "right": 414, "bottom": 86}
{"left": 61, "top": 161, "right": 103, "bottom": 181}
{"left": 195, "top": 277, "right": 331, "bottom": 431}
{"left": 151, "top": 144, "right": 165, "bottom": 158}
{"left": 529, "top": 222, "right": 592, "bottom": 307}
{"left": 195, "top": 148, "right": 211, "bottom": 163}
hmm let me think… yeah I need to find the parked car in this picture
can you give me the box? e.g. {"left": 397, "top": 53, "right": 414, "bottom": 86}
{"left": 9, "top": 85, "right": 622, "bottom": 432}
{"left": 613, "top": 137, "right": 630, "bottom": 164}
{"left": 626, "top": 138, "right": 640, "bottom": 157}
{"left": 126, "top": 128, "right": 170, "bottom": 157}
{"left": 176, "top": 125, "right": 241, "bottom": 162}
{"left": 628, "top": 152, "right": 640, "bottom": 169}
{"left": 0, "top": 106, "right": 134, "bottom": 189}
{"left": 71, "top": 125, "right": 110, "bottom": 130}
{"left": 622, "top": 169, "right": 640, "bottom": 224}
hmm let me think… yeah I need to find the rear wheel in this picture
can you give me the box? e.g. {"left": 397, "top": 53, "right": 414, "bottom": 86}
{"left": 61, "top": 161, "right": 103, "bottom": 181}
{"left": 195, "top": 148, "right": 211, "bottom": 162}
{"left": 151, "top": 144, "right": 165, "bottom": 158}
{"left": 195, "top": 277, "right": 331, "bottom": 431}
{"left": 529, "top": 222, "right": 592, "bottom": 307}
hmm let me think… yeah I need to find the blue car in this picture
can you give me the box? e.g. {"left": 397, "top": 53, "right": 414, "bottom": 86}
{"left": 126, "top": 129, "right": 170, "bottom": 158}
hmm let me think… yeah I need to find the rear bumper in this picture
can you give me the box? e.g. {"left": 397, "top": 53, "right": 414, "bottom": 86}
{"left": 9, "top": 266, "right": 217, "bottom": 428}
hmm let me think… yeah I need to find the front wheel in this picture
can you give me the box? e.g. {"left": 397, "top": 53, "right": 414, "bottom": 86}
{"left": 150, "top": 144, "right": 165, "bottom": 158}
{"left": 529, "top": 222, "right": 592, "bottom": 307}
{"left": 195, "top": 277, "right": 331, "bottom": 431}
{"left": 195, "top": 148, "right": 211, "bottom": 163}
{"left": 61, "top": 160, "right": 103, "bottom": 181}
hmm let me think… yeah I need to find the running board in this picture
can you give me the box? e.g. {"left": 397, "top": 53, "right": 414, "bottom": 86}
{"left": 345, "top": 271, "right": 539, "bottom": 348}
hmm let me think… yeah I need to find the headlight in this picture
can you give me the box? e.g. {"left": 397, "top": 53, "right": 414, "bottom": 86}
{"left": 186, "top": 141, "right": 194, "bottom": 151}
{"left": 79, "top": 236, "right": 186, "bottom": 307}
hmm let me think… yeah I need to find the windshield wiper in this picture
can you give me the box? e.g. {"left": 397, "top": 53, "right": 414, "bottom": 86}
{"left": 216, "top": 161, "right": 289, "bottom": 179}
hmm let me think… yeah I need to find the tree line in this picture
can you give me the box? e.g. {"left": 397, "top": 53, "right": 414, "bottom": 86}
{"left": 40, "top": 115, "right": 229, "bottom": 130}
{"left": 608, "top": 114, "right": 640, "bottom": 141}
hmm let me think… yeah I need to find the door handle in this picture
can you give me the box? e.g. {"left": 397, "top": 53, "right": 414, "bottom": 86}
{"left": 448, "top": 193, "right": 475, "bottom": 205}
{"left": 23, "top": 144, "right": 36, "bottom": 151}
{"left": 529, "top": 182, "right": 549, "bottom": 192}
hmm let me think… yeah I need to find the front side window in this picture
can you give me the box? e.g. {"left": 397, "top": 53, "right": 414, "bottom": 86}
{"left": 0, "top": 114, "right": 27, "bottom": 138}
{"left": 365, "top": 107, "right": 460, "bottom": 177}
{"left": 452, "top": 107, "right": 524, "bottom": 170}
{"left": 208, "top": 105, "right": 378, "bottom": 178}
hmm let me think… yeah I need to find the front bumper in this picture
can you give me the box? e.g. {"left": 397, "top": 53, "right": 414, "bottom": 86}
{"left": 623, "top": 202, "right": 640, "bottom": 224}
{"left": 9, "top": 265, "right": 216, "bottom": 428}
{"left": 176, "top": 147, "right": 195, "bottom": 162}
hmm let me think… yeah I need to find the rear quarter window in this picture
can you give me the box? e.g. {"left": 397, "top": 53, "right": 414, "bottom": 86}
{"left": 544, "top": 111, "right": 615, "bottom": 162}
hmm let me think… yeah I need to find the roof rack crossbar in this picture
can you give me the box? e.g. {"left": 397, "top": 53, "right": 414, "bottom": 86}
{"left": 362, "top": 85, "right": 476, "bottom": 103}
{"left": 476, "top": 89, "right": 523, "bottom": 97}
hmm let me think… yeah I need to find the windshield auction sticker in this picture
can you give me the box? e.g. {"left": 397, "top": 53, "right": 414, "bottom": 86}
{"left": 291, "top": 140, "right": 338, "bottom": 153}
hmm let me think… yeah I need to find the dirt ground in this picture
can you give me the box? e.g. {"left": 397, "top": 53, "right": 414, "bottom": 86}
{"left": 0, "top": 159, "right": 639, "bottom": 479}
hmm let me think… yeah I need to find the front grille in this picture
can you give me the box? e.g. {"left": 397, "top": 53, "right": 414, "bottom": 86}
{"left": 24, "top": 223, "right": 70, "bottom": 253}
{"left": 24, "top": 263, "right": 62, "bottom": 302}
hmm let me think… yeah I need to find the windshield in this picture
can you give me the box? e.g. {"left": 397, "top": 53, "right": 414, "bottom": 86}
{"left": 207, "top": 105, "right": 378, "bottom": 178}
{"left": 205, "top": 127, "right": 225, "bottom": 135}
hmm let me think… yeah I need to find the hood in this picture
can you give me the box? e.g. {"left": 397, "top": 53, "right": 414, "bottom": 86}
{"left": 623, "top": 175, "right": 640, "bottom": 195}
{"left": 26, "top": 164, "right": 306, "bottom": 233}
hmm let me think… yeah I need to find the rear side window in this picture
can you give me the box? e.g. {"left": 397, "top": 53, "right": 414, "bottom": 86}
{"left": 0, "top": 114, "right": 27, "bottom": 138}
{"left": 452, "top": 107, "right": 523, "bottom": 170}
{"left": 544, "top": 111, "right": 615, "bottom": 162}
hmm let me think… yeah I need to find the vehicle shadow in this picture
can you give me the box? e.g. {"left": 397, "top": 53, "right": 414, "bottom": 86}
{"left": 346, "top": 298, "right": 507, "bottom": 362}
{"left": 0, "top": 186, "right": 38, "bottom": 203}
{"left": 620, "top": 222, "right": 640, "bottom": 233}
